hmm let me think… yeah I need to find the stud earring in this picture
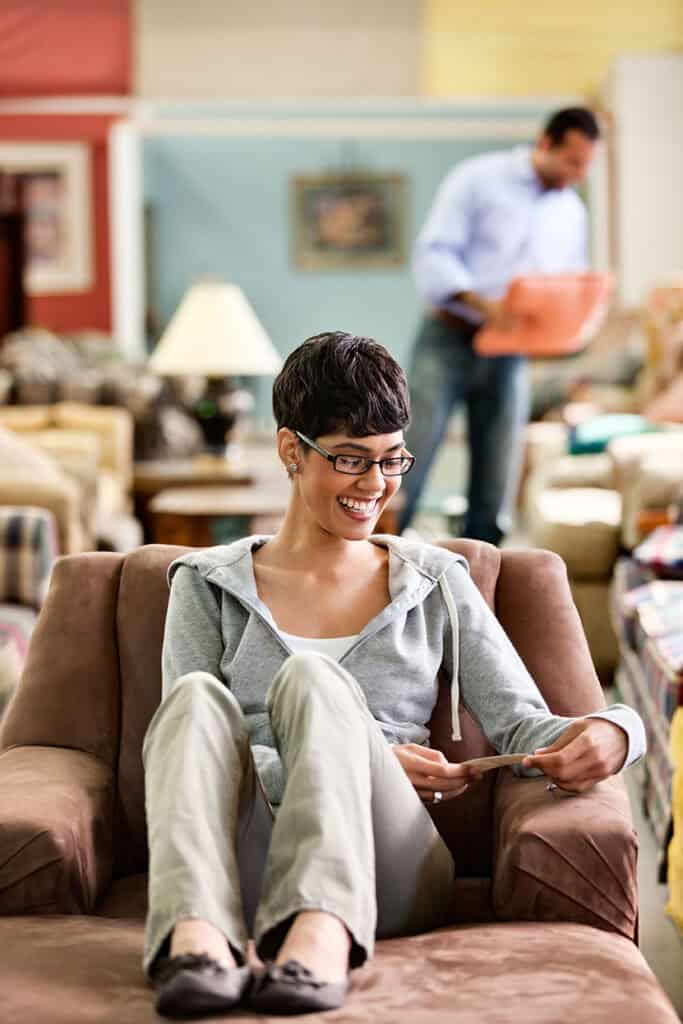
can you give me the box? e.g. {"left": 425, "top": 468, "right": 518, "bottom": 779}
{"left": 288, "top": 463, "right": 298, "bottom": 476}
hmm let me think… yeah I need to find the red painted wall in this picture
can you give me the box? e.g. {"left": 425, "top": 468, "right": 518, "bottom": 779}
{"left": 0, "top": 113, "right": 121, "bottom": 331}
{"left": 0, "top": 1, "right": 131, "bottom": 331}
{"left": 0, "top": 1, "right": 130, "bottom": 97}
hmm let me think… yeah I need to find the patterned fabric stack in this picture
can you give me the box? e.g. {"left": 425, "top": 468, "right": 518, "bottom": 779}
{"left": 610, "top": 560, "right": 658, "bottom": 648}
{"left": 611, "top": 549, "right": 683, "bottom": 851}
{"left": 634, "top": 524, "right": 683, "bottom": 579}
{"left": 0, "top": 506, "right": 58, "bottom": 713}
{"left": 643, "top": 633, "right": 683, "bottom": 723}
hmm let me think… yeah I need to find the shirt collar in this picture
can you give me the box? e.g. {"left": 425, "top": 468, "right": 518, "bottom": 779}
{"left": 510, "top": 145, "right": 540, "bottom": 186}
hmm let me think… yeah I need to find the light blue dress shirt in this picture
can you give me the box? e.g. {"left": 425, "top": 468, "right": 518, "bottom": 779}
{"left": 413, "top": 146, "right": 588, "bottom": 323}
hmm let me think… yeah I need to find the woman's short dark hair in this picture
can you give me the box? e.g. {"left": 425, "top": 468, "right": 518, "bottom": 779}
{"left": 272, "top": 331, "right": 410, "bottom": 438}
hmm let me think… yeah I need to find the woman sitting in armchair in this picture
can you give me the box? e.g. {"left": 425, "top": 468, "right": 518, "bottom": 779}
{"left": 143, "top": 330, "right": 645, "bottom": 1019}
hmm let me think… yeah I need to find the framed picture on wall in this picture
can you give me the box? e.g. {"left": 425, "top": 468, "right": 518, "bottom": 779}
{"left": 0, "top": 142, "right": 93, "bottom": 295}
{"left": 292, "top": 172, "right": 406, "bottom": 270}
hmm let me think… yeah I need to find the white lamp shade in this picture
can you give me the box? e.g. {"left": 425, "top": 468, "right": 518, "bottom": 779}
{"left": 148, "top": 282, "right": 283, "bottom": 377}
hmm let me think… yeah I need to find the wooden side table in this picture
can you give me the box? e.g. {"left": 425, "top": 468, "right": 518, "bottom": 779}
{"left": 133, "top": 457, "right": 254, "bottom": 540}
{"left": 150, "top": 484, "right": 404, "bottom": 546}
{"left": 149, "top": 485, "right": 289, "bottom": 546}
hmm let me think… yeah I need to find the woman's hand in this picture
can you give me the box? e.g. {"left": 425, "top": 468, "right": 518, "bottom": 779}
{"left": 521, "top": 718, "right": 629, "bottom": 793}
{"left": 392, "top": 743, "right": 481, "bottom": 803}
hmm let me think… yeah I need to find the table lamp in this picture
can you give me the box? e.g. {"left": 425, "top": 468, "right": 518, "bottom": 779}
{"left": 148, "top": 281, "right": 282, "bottom": 457}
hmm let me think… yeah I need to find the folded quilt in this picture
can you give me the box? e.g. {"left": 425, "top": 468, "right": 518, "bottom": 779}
{"left": 634, "top": 526, "right": 683, "bottom": 579}
{"left": 0, "top": 506, "right": 58, "bottom": 608}
{"left": 643, "top": 634, "right": 683, "bottom": 723}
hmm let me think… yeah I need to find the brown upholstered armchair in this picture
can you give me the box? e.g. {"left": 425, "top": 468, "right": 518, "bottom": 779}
{"left": 0, "top": 541, "right": 677, "bottom": 1023}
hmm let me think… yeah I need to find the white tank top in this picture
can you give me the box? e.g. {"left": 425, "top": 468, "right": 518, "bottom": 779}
{"left": 278, "top": 630, "right": 359, "bottom": 662}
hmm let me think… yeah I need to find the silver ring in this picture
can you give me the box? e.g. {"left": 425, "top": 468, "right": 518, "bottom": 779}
{"left": 433, "top": 790, "right": 443, "bottom": 804}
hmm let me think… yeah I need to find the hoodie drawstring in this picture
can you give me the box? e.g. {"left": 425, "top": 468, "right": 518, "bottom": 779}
{"left": 438, "top": 573, "right": 462, "bottom": 741}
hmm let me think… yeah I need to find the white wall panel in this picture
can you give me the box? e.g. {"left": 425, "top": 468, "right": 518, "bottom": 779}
{"left": 608, "top": 55, "right": 683, "bottom": 305}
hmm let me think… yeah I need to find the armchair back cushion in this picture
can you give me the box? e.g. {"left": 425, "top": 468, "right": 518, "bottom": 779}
{"left": 0, "top": 540, "right": 606, "bottom": 879}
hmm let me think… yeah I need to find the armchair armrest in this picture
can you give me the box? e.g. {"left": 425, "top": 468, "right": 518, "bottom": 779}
{"left": 492, "top": 769, "right": 638, "bottom": 939}
{"left": 0, "top": 746, "right": 113, "bottom": 914}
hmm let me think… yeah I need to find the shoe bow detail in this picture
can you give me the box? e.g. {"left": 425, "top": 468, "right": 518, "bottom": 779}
{"left": 153, "top": 952, "right": 230, "bottom": 984}
{"left": 263, "top": 960, "right": 326, "bottom": 989}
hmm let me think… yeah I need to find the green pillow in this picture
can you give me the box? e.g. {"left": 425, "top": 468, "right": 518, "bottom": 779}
{"left": 568, "top": 414, "right": 659, "bottom": 455}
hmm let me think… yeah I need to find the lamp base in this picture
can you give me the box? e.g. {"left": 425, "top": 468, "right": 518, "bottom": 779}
{"left": 194, "top": 378, "right": 243, "bottom": 456}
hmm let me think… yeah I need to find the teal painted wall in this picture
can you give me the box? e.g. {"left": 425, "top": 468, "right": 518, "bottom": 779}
{"left": 142, "top": 104, "right": 556, "bottom": 424}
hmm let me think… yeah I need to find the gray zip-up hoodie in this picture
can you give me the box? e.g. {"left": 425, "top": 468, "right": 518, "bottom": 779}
{"left": 161, "top": 535, "right": 645, "bottom": 805}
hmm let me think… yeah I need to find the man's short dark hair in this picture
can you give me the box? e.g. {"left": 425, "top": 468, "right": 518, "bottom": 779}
{"left": 272, "top": 331, "right": 410, "bottom": 439}
{"left": 543, "top": 107, "right": 600, "bottom": 146}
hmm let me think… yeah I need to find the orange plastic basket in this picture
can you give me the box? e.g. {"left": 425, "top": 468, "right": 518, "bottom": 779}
{"left": 474, "top": 272, "right": 614, "bottom": 357}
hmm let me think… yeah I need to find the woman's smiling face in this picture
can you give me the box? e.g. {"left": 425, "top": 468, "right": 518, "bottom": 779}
{"left": 291, "top": 429, "right": 406, "bottom": 540}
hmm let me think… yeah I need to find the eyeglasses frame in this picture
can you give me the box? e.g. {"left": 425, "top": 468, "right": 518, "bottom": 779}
{"left": 294, "top": 431, "right": 415, "bottom": 477}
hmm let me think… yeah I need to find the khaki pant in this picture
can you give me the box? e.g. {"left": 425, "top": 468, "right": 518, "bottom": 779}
{"left": 143, "top": 652, "right": 455, "bottom": 973}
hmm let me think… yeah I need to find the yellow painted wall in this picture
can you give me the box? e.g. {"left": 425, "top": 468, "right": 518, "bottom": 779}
{"left": 423, "top": 1, "right": 683, "bottom": 98}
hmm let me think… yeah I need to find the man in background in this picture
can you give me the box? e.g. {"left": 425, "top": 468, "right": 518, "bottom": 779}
{"left": 399, "top": 107, "right": 600, "bottom": 544}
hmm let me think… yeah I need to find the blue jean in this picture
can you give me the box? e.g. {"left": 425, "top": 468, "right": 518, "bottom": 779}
{"left": 399, "top": 316, "right": 531, "bottom": 544}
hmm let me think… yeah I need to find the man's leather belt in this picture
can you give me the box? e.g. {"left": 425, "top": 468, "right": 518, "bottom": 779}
{"left": 431, "top": 307, "right": 481, "bottom": 336}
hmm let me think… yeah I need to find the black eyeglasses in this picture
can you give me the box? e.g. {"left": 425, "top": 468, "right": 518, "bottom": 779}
{"left": 295, "top": 431, "right": 415, "bottom": 477}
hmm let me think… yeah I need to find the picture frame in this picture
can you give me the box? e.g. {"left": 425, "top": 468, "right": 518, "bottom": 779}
{"left": 0, "top": 141, "right": 93, "bottom": 295}
{"left": 292, "top": 172, "right": 406, "bottom": 270}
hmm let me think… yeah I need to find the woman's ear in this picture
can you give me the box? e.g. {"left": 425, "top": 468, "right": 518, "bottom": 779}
{"left": 277, "top": 428, "right": 300, "bottom": 476}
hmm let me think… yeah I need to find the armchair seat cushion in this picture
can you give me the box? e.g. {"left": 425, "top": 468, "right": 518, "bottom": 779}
{"left": 0, "top": 916, "right": 676, "bottom": 1024}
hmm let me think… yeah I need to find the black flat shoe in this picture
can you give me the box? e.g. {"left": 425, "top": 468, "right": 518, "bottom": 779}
{"left": 248, "top": 959, "right": 349, "bottom": 1015}
{"left": 153, "top": 953, "right": 252, "bottom": 1019}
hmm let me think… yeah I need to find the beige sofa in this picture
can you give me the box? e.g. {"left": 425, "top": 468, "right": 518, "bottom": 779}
{"left": 0, "top": 402, "right": 140, "bottom": 552}
{"left": 524, "top": 420, "right": 683, "bottom": 680}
